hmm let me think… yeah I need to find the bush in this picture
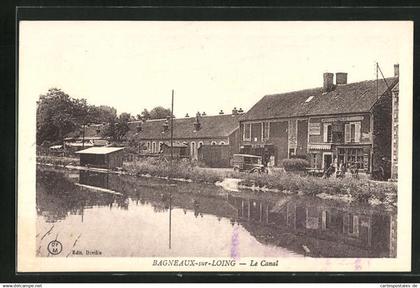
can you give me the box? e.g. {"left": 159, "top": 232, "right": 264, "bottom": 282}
{"left": 281, "top": 158, "right": 310, "bottom": 171}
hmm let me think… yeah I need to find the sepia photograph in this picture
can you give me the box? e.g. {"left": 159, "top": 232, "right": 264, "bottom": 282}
{"left": 17, "top": 20, "right": 413, "bottom": 272}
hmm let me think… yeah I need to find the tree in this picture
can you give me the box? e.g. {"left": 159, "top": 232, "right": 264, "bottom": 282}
{"left": 149, "top": 106, "right": 172, "bottom": 119}
{"left": 101, "top": 112, "right": 131, "bottom": 142}
{"left": 36, "top": 88, "right": 88, "bottom": 145}
{"left": 87, "top": 105, "right": 117, "bottom": 124}
{"left": 140, "top": 108, "right": 150, "bottom": 120}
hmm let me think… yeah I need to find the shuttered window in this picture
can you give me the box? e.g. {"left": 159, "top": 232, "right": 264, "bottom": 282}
{"left": 354, "top": 122, "right": 361, "bottom": 142}
{"left": 323, "top": 123, "right": 332, "bottom": 143}
{"left": 262, "top": 122, "right": 270, "bottom": 141}
{"left": 345, "top": 122, "right": 361, "bottom": 143}
{"left": 344, "top": 124, "right": 350, "bottom": 143}
{"left": 243, "top": 123, "right": 251, "bottom": 141}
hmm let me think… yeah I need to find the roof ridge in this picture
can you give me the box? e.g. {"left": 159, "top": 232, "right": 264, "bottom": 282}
{"left": 265, "top": 76, "right": 398, "bottom": 98}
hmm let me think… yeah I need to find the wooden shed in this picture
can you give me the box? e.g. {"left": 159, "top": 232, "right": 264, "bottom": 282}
{"left": 198, "top": 144, "right": 232, "bottom": 167}
{"left": 76, "top": 147, "right": 125, "bottom": 169}
{"left": 161, "top": 143, "right": 189, "bottom": 159}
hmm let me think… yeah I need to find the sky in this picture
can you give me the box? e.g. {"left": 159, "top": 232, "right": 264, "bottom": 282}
{"left": 19, "top": 21, "right": 411, "bottom": 118}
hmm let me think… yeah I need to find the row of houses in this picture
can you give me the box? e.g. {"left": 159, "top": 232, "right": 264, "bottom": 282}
{"left": 68, "top": 65, "right": 400, "bottom": 179}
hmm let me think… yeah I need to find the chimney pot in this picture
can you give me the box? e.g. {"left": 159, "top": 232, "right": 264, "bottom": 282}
{"left": 323, "top": 72, "right": 334, "bottom": 92}
{"left": 394, "top": 64, "right": 399, "bottom": 77}
{"left": 219, "top": 110, "right": 224, "bottom": 115}
{"left": 185, "top": 113, "right": 189, "bottom": 118}
{"left": 335, "top": 72, "right": 347, "bottom": 85}
{"left": 238, "top": 108, "right": 244, "bottom": 113}
{"left": 202, "top": 112, "right": 206, "bottom": 116}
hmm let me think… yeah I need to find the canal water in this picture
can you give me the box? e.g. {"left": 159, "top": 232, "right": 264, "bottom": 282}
{"left": 36, "top": 168, "right": 397, "bottom": 258}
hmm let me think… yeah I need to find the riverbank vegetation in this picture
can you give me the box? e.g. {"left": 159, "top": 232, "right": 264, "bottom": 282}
{"left": 123, "top": 158, "right": 397, "bottom": 203}
{"left": 37, "top": 155, "right": 397, "bottom": 204}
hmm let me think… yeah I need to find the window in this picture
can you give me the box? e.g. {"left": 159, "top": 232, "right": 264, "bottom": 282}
{"left": 243, "top": 123, "right": 251, "bottom": 141}
{"left": 211, "top": 141, "right": 217, "bottom": 145}
{"left": 191, "top": 142, "right": 196, "bottom": 158}
{"left": 198, "top": 141, "right": 203, "bottom": 149}
{"left": 310, "top": 153, "right": 319, "bottom": 168}
{"left": 147, "top": 142, "right": 150, "bottom": 151}
{"left": 345, "top": 122, "right": 361, "bottom": 143}
{"left": 219, "top": 141, "right": 226, "bottom": 145}
{"left": 262, "top": 122, "right": 270, "bottom": 141}
{"left": 337, "top": 147, "right": 365, "bottom": 170}
{"left": 289, "top": 148, "right": 296, "bottom": 158}
{"left": 323, "top": 123, "right": 332, "bottom": 143}
{"left": 152, "top": 142, "right": 156, "bottom": 153}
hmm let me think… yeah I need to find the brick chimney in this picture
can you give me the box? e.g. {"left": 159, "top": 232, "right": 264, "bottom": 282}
{"left": 162, "top": 119, "right": 169, "bottom": 132}
{"left": 394, "top": 64, "right": 399, "bottom": 77}
{"left": 232, "top": 107, "right": 238, "bottom": 115}
{"left": 323, "top": 72, "right": 334, "bottom": 92}
{"left": 219, "top": 110, "right": 224, "bottom": 115}
{"left": 194, "top": 115, "right": 201, "bottom": 131}
{"left": 238, "top": 108, "right": 244, "bottom": 114}
{"left": 335, "top": 72, "right": 347, "bottom": 85}
{"left": 185, "top": 113, "right": 189, "bottom": 118}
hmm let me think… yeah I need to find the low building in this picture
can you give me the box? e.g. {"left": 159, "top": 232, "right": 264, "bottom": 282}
{"left": 127, "top": 111, "right": 242, "bottom": 166}
{"left": 64, "top": 123, "right": 108, "bottom": 150}
{"left": 161, "top": 143, "right": 189, "bottom": 158}
{"left": 240, "top": 67, "right": 399, "bottom": 179}
{"left": 76, "top": 147, "right": 125, "bottom": 169}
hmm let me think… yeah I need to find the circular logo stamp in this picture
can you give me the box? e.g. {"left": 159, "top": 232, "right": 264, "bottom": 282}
{"left": 47, "top": 240, "right": 63, "bottom": 255}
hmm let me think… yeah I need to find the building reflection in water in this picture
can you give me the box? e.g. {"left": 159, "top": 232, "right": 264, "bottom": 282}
{"left": 226, "top": 195, "right": 397, "bottom": 258}
{"left": 36, "top": 168, "right": 397, "bottom": 258}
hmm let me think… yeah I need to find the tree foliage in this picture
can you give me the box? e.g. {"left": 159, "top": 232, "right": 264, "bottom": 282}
{"left": 101, "top": 112, "right": 131, "bottom": 142}
{"left": 36, "top": 88, "right": 88, "bottom": 145}
{"left": 141, "top": 106, "right": 172, "bottom": 120}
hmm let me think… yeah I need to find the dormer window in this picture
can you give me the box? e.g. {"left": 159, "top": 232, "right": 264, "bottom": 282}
{"left": 305, "top": 96, "right": 314, "bottom": 103}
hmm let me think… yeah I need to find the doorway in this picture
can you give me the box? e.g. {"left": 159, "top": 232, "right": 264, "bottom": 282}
{"left": 322, "top": 152, "right": 333, "bottom": 169}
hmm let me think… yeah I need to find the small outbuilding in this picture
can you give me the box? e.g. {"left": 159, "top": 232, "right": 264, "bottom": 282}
{"left": 161, "top": 143, "right": 189, "bottom": 159}
{"left": 76, "top": 147, "right": 125, "bottom": 169}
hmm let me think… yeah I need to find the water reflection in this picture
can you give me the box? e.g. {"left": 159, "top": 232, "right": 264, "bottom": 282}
{"left": 36, "top": 168, "right": 396, "bottom": 258}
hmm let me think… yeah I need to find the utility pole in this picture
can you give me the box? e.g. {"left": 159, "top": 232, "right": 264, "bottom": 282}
{"left": 376, "top": 62, "right": 379, "bottom": 100}
{"left": 169, "top": 191, "right": 172, "bottom": 249}
{"left": 170, "top": 90, "right": 174, "bottom": 166}
{"left": 82, "top": 124, "right": 86, "bottom": 149}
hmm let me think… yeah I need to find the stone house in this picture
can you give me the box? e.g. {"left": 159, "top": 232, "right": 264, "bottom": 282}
{"left": 239, "top": 67, "right": 399, "bottom": 179}
{"left": 126, "top": 111, "right": 242, "bottom": 165}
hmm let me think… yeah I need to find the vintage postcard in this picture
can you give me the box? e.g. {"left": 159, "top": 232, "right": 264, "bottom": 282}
{"left": 17, "top": 20, "right": 412, "bottom": 272}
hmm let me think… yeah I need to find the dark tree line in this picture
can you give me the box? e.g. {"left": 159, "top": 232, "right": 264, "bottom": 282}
{"left": 36, "top": 88, "right": 173, "bottom": 146}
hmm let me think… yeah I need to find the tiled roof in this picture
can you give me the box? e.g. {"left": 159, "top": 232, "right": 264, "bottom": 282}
{"left": 241, "top": 77, "right": 398, "bottom": 121}
{"left": 65, "top": 124, "right": 104, "bottom": 139}
{"left": 126, "top": 114, "right": 242, "bottom": 140}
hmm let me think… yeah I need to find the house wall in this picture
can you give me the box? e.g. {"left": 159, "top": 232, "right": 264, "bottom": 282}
{"left": 372, "top": 91, "right": 393, "bottom": 180}
{"left": 296, "top": 119, "right": 308, "bottom": 156}
{"left": 108, "top": 151, "right": 124, "bottom": 168}
{"left": 269, "top": 121, "right": 288, "bottom": 165}
{"left": 198, "top": 145, "right": 232, "bottom": 167}
{"left": 391, "top": 88, "right": 399, "bottom": 180}
{"left": 80, "top": 154, "right": 106, "bottom": 168}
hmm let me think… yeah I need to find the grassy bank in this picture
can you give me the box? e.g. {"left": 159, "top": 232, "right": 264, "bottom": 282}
{"left": 123, "top": 158, "right": 397, "bottom": 203}
{"left": 37, "top": 155, "right": 79, "bottom": 167}
{"left": 36, "top": 155, "right": 397, "bottom": 204}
